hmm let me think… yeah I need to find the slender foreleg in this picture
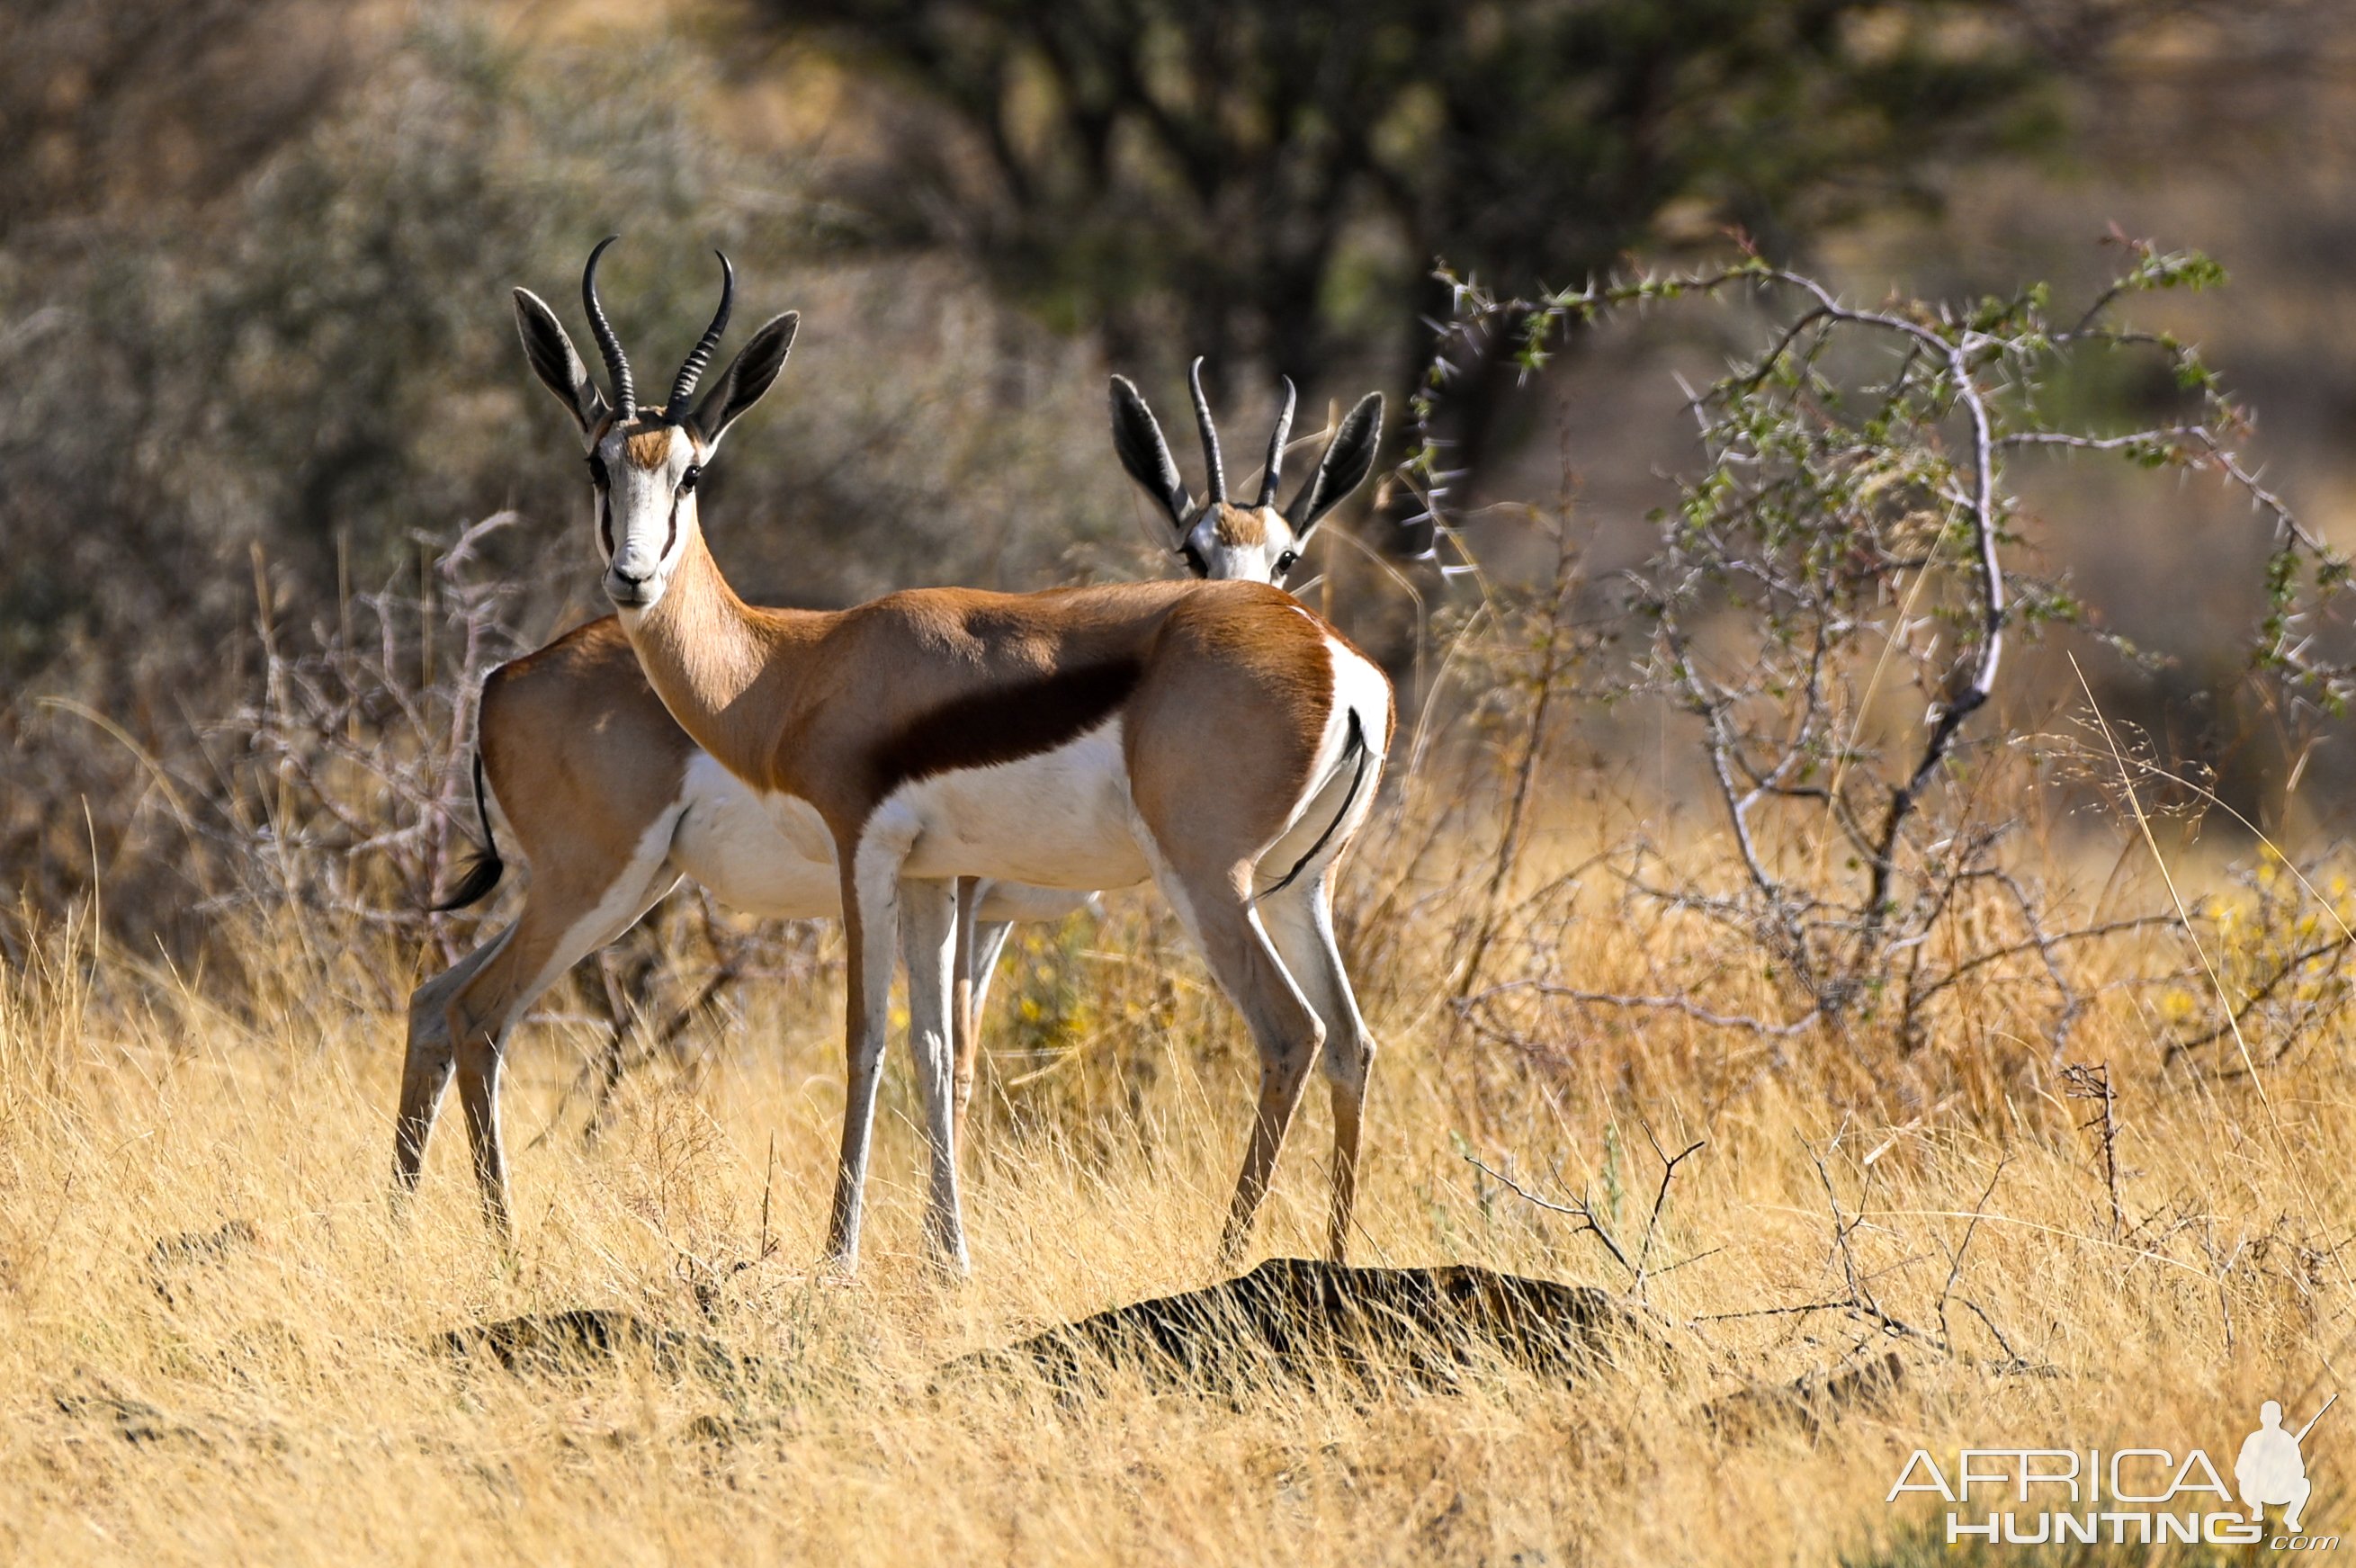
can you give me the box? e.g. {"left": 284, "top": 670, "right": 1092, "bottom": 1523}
{"left": 825, "top": 822, "right": 908, "bottom": 1273}
{"left": 900, "top": 875, "right": 969, "bottom": 1273}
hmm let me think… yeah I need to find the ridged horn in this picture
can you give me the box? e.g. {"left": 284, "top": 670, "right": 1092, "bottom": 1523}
{"left": 581, "top": 235, "right": 635, "bottom": 421}
{"left": 1189, "top": 355, "right": 1226, "bottom": 506}
{"left": 1256, "top": 376, "right": 1295, "bottom": 508}
{"left": 669, "top": 250, "right": 734, "bottom": 414}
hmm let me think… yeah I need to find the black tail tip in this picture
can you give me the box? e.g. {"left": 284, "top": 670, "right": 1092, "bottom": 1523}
{"left": 430, "top": 851, "right": 506, "bottom": 913}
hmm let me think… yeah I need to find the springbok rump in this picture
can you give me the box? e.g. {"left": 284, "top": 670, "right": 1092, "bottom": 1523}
{"left": 472, "top": 239, "right": 1390, "bottom": 1276}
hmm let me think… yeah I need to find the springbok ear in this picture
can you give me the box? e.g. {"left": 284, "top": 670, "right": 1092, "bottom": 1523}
{"left": 690, "top": 311, "right": 799, "bottom": 449}
{"left": 1286, "top": 391, "right": 1384, "bottom": 539}
{"left": 512, "top": 288, "right": 605, "bottom": 435}
{"left": 1109, "top": 375, "right": 1191, "bottom": 529}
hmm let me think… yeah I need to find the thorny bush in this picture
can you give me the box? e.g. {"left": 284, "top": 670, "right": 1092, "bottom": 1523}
{"left": 1404, "top": 238, "right": 2356, "bottom": 1070}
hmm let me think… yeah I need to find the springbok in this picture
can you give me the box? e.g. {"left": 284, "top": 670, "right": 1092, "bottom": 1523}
{"left": 392, "top": 354, "right": 1374, "bottom": 1242}
{"left": 504, "top": 241, "right": 1389, "bottom": 1276}
{"left": 1115, "top": 360, "right": 1380, "bottom": 592}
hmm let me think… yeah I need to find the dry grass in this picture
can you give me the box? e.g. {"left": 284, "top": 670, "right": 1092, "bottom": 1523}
{"left": 1, "top": 810, "right": 2349, "bottom": 1567}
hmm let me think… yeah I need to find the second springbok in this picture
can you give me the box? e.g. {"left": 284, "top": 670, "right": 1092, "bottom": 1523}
{"left": 506, "top": 241, "right": 1389, "bottom": 1275}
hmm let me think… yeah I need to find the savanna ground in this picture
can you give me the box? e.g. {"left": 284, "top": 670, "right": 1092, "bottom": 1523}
{"left": 3, "top": 764, "right": 2346, "bottom": 1566}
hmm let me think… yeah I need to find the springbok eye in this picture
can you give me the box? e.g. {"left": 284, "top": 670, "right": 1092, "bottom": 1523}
{"left": 1178, "top": 543, "right": 1208, "bottom": 578}
{"left": 587, "top": 451, "right": 609, "bottom": 488}
{"left": 1275, "top": 550, "right": 1299, "bottom": 577}
{"left": 678, "top": 464, "right": 701, "bottom": 495}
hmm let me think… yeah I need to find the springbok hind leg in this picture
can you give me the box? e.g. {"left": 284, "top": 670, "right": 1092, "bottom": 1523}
{"left": 965, "top": 913, "right": 1017, "bottom": 1042}
{"left": 395, "top": 930, "right": 511, "bottom": 1199}
{"left": 957, "top": 923, "right": 1015, "bottom": 1149}
{"left": 438, "top": 864, "right": 679, "bottom": 1239}
{"left": 949, "top": 877, "right": 1014, "bottom": 1155}
{"left": 1153, "top": 860, "right": 1325, "bottom": 1268}
{"left": 1259, "top": 872, "right": 1376, "bottom": 1262}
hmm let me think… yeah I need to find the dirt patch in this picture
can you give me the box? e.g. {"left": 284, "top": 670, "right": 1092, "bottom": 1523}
{"left": 145, "top": 1217, "right": 260, "bottom": 1304}
{"left": 434, "top": 1308, "right": 751, "bottom": 1387}
{"left": 948, "top": 1257, "right": 1649, "bottom": 1397}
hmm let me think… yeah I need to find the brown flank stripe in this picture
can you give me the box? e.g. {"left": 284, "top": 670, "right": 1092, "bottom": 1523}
{"left": 866, "top": 659, "right": 1144, "bottom": 802}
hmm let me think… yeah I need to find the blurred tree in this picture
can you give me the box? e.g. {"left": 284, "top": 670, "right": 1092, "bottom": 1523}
{"left": 0, "top": 0, "right": 351, "bottom": 238}
{"left": 764, "top": 0, "right": 2181, "bottom": 515}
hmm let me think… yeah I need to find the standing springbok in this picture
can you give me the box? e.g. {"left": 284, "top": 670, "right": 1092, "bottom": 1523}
{"left": 392, "top": 350, "right": 1377, "bottom": 1240}
{"left": 506, "top": 241, "right": 1389, "bottom": 1275}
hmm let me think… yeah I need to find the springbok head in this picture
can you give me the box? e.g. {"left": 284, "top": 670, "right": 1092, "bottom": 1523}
{"left": 1109, "top": 359, "right": 1383, "bottom": 587}
{"left": 512, "top": 237, "right": 798, "bottom": 611}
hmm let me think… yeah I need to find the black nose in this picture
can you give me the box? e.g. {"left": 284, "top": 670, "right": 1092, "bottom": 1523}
{"left": 612, "top": 566, "right": 649, "bottom": 586}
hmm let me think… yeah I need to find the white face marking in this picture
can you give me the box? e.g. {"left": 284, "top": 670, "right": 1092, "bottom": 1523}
{"left": 591, "top": 425, "right": 703, "bottom": 611}
{"left": 1182, "top": 506, "right": 1303, "bottom": 587}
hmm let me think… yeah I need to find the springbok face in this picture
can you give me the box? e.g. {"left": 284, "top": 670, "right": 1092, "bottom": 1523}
{"left": 1109, "top": 360, "right": 1384, "bottom": 587}
{"left": 512, "top": 238, "right": 798, "bottom": 612}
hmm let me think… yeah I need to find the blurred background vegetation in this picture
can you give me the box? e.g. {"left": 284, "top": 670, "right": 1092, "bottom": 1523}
{"left": 5, "top": 0, "right": 2355, "bottom": 958}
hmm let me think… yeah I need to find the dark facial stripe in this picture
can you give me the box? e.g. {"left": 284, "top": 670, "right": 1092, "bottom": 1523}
{"left": 867, "top": 659, "right": 1143, "bottom": 801}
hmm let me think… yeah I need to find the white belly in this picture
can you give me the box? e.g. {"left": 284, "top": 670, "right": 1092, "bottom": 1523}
{"left": 669, "top": 753, "right": 843, "bottom": 918}
{"left": 669, "top": 752, "right": 1103, "bottom": 925}
{"left": 890, "top": 719, "right": 1152, "bottom": 891}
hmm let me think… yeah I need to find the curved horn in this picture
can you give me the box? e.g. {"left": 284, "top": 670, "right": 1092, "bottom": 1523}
{"left": 1189, "top": 355, "right": 1226, "bottom": 505}
{"left": 581, "top": 235, "right": 635, "bottom": 421}
{"left": 1255, "top": 376, "right": 1296, "bottom": 508}
{"left": 668, "top": 250, "right": 734, "bottom": 414}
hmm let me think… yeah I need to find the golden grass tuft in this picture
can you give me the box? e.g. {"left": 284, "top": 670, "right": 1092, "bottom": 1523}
{"left": 1, "top": 815, "right": 2348, "bottom": 1565}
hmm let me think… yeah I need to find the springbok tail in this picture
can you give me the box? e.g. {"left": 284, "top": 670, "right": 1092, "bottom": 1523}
{"left": 430, "top": 749, "right": 506, "bottom": 912}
